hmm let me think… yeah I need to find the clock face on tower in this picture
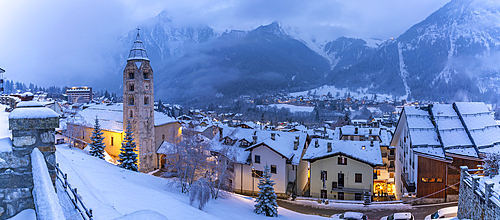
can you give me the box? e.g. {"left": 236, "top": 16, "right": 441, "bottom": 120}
{"left": 144, "top": 82, "right": 150, "bottom": 92}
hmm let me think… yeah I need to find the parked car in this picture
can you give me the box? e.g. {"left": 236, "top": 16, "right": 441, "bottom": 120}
{"left": 424, "top": 206, "right": 458, "bottom": 220}
{"left": 379, "top": 212, "right": 414, "bottom": 220}
{"left": 331, "top": 212, "right": 369, "bottom": 220}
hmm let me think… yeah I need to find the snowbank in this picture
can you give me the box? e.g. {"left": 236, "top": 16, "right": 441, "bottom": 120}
{"left": 0, "top": 105, "right": 11, "bottom": 139}
{"left": 113, "top": 210, "right": 169, "bottom": 220}
{"left": 31, "top": 148, "right": 65, "bottom": 220}
{"left": 7, "top": 209, "right": 36, "bottom": 220}
{"left": 0, "top": 137, "right": 12, "bottom": 153}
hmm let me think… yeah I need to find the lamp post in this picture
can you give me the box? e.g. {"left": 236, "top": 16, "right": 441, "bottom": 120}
{"left": 252, "top": 167, "right": 255, "bottom": 197}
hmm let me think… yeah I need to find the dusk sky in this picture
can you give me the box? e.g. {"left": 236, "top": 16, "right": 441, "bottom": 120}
{"left": 0, "top": 0, "right": 450, "bottom": 88}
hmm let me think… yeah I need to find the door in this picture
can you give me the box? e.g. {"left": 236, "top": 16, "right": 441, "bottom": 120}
{"left": 338, "top": 192, "right": 344, "bottom": 200}
{"left": 338, "top": 173, "right": 345, "bottom": 188}
{"left": 321, "top": 190, "right": 327, "bottom": 199}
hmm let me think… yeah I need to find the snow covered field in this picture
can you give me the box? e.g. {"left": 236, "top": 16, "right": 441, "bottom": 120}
{"left": 56, "top": 144, "right": 328, "bottom": 220}
{"left": 258, "top": 104, "right": 315, "bottom": 113}
{"left": 290, "top": 85, "right": 399, "bottom": 101}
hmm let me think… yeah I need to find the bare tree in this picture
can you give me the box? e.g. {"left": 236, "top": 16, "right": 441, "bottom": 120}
{"left": 162, "top": 128, "right": 211, "bottom": 193}
{"left": 63, "top": 114, "right": 85, "bottom": 148}
{"left": 207, "top": 144, "right": 236, "bottom": 199}
{"left": 189, "top": 178, "right": 211, "bottom": 210}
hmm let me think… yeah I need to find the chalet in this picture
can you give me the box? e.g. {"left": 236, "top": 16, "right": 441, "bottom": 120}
{"left": 391, "top": 102, "right": 499, "bottom": 203}
{"left": 303, "top": 139, "right": 383, "bottom": 201}
{"left": 209, "top": 127, "right": 310, "bottom": 198}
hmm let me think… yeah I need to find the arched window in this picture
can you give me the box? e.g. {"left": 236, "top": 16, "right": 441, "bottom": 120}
{"left": 129, "top": 110, "right": 133, "bottom": 118}
{"left": 129, "top": 71, "right": 134, "bottom": 79}
{"left": 129, "top": 97, "right": 134, "bottom": 105}
{"left": 143, "top": 70, "right": 149, "bottom": 79}
{"left": 129, "top": 84, "right": 134, "bottom": 91}
{"left": 144, "top": 96, "right": 149, "bottom": 105}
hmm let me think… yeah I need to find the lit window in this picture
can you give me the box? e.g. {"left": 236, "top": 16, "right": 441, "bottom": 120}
{"left": 421, "top": 178, "right": 428, "bottom": 182}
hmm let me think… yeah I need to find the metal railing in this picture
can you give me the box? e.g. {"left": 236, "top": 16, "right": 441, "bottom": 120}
{"left": 55, "top": 163, "right": 93, "bottom": 220}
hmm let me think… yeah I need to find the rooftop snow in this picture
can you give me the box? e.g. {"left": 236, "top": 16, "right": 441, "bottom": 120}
{"left": 408, "top": 129, "right": 440, "bottom": 146}
{"left": 454, "top": 102, "right": 490, "bottom": 115}
{"left": 9, "top": 107, "right": 59, "bottom": 119}
{"left": 303, "top": 139, "right": 383, "bottom": 166}
{"left": 340, "top": 126, "right": 380, "bottom": 136}
{"left": 412, "top": 146, "right": 445, "bottom": 158}
{"left": 17, "top": 101, "right": 44, "bottom": 108}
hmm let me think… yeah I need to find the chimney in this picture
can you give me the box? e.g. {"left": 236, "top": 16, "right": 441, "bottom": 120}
{"left": 315, "top": 139, "right": 319, "bottom": 148}
{"left": 219, "top": 127, "right": 223, "bottom": 140}
{"left": 294, "top": 136, "right": 299, "bottom": 150}
{"left": 327, "top": 142, "right": 332, "bottom": 153}
{"left": 252, "top": 135, "right": 257, "bottom": 145}
{"left": 271, "top": 133, "right": 276, "bottom": 140}
{"left": 355, "top": 127, "right": 358, "bottom": 134}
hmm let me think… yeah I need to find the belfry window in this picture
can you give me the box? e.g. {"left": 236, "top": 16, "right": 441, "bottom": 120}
{"left": 143, "top": 72, "right": 149, "bottom": 79}
{"left": 129, "top": 71, "right": 134, "bottom": 79}
{"left": 144, "top": 96, "right": 149, "bottom": 105}
{"left": 129, "top": 97, "right": 134, "bottom": 105}
{"left": 129, "top": 84, "right": 134, "bottom": 91}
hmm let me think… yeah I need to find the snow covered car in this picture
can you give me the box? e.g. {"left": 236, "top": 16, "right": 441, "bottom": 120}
{"left": 330, "top": 212, "right": 369, "bottom": 220}
{"left": 379, "top": 212, "right": 414, "bottom": 220}
{"left": 424, "top": 206, "right": 458, "bottom": 220}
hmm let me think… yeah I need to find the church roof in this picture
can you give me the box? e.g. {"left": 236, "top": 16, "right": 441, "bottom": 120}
{"left": 127, "top": 31, "right": 149, "bottom": 61}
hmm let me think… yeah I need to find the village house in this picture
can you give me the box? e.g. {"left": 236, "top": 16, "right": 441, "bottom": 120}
{"left": 303, "top": 139, "right": 383, "bottom": 201}
{"left": 391, "top": 102, "right": 499, "bottom": 203}
{"left": 209, "top": 126, "right": 310, "bottom": 198}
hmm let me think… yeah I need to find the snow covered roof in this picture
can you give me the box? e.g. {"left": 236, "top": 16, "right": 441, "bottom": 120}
{"left": 9, "top": 107, "right": 59, "bottom": 119}
{"left": 339, "top": 126, "right": 380, "bottom": 137}
{"left": 156, "top": 141, "right": 176, "bottom": 155}
{"left": 209, "top": 126, "right": 308, "bottom": 165}
{"left": 17, "top": 101, "right": 44, "bottom": 108}
{"left": 127, "top": 32, "right": 149, "bottom": 61}
{"left": 454, "top": 102, "right": 500, "bottom": 151}
{"left": 303, "top": 139, "right": 383, "bottom": 166}
{"left": 433, "top": 104, "right": 476, "bottom": 157}
{"left": 70, "top": 103, "right": 177, "bottom": 132}
{"left": 412, "top": 146, "right": 446, "bottom": 159}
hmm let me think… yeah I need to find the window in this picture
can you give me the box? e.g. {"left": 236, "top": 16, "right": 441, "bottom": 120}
{"left": 111, "top": 137, "right": 114, "bottom": 146}
{"left": 389, "top": 161, "right": 395, "bottom": 167}
{"left": 129, "top": 84, "right": 134, "bottom": 91}
{"left": 162, "top": 134, "right": 165, "bottom": 141}
{"left": 355, "top": 173, "right": 362, "bottom": 183}
{"left": 338, "top": 192, "right": 344, "bottom": 200}
{"left": 129, "top": 110, "right": 133, "bottom": 118}
{"left": 390, "top": 173, "right": 395, "bottom": 178}
{"left": 143, "top": 72, "right": 149, "bottom": 79}
{"left": 129, "top": 97, "right": 134, "bottom": 105}
{"left": 271, "top": 165, "right": 277, "bottom": 174}
{"left": 129, "top": 72, "right": 134, "bottom": 79}
{"left": 321, "top": 170, "right": 327, "bottom": 180}
{"left": 338, "top": 156, "right": 347, "bottom": 165}
{"left": 255, "top": 155, "right": 260, "bottom": 164}
{"left": 229, "top": 179, "right": 233, "bottom": 186}
{"left": 376, "top": 170, "right": 381, "bottom": 176}
{"left": 332, "top": 181, "right": 338, "bottom": 189}
{"left": 390, "top": 149, "right": 394, "bottom": 155}
{"left": 355, "top": 193, "right": 362, "bottom": 201}
{"left": 144, "top": 96, "right": 149, "bottom": 105}
{"left": 252, "top": 170, "right": 263, "bottom": 178}
{"left": 421, "top": 178, "right": 428, "bottom": 182}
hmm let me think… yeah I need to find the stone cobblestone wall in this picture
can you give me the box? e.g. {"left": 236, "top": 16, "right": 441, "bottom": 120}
{"left": 0, "top": 106, "right": 59, "bottom": 219}
{"left": 458, "top": 167, "right": 500, "bottom": 220}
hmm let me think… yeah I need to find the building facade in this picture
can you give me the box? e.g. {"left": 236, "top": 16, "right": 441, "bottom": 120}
{"left": 66, "top": 86, "right": 92, "bottom": 103}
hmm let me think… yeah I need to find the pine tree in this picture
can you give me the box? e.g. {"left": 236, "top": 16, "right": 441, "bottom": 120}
{"left": 118, "top": 121, "right": 138, "bottom": 171}
{"left": 254, "top": 164, "right": 278, "bottom": 217}
{"left": 89, "top": 117, "right": 105, "bottom": 159}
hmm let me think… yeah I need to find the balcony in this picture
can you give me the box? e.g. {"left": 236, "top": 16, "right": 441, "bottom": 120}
{"left": 388, "top": 155, "right": 395, "bottom": 161}
{"left": 401, "top": 173, "right": 415, "bottom": 193}
{"left": 388, "top": 166, "right": 395, "bottom": 173}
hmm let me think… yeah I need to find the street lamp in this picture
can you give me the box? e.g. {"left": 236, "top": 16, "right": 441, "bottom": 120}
{"left": 252, "top": 167, "right": 255, "bottom": 197}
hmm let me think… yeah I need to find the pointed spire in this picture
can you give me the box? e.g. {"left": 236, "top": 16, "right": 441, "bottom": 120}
{"left": 127, "top": 28, "right": 149, "bottom": 61}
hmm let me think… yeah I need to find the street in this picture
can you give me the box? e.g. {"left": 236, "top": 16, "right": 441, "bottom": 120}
{"left": 277, "top": 199, "right": 458, "bottom": 220}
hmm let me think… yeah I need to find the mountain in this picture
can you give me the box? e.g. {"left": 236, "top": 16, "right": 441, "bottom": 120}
{"left": 328, "top": 0, "right": 500, "bottom": 102}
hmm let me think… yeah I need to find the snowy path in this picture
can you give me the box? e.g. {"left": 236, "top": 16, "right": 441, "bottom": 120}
{"left": 56, "top": 145, "right": 327, "bottom": 220}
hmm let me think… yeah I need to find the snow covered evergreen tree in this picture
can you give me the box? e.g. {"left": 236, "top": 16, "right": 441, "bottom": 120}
{"left": 89, "top": 117, "right": 105, "bottom": 159}
{"left": 254, "top": 164, "right": 278, "bottom": 217}
{"left": 118, "top": 121, "right": 138, "bottom": 171}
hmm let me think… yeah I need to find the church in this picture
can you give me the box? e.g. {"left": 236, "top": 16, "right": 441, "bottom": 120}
{"left": 66, "top": 30, "right": 181, "bottom": 172}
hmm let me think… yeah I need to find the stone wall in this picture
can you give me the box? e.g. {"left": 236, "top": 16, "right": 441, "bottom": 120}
{"left": 0, "top": 106, "right": 59, "bottom": 219}
{"left": 458, "top": 166, "right": 500, "bottom": 220}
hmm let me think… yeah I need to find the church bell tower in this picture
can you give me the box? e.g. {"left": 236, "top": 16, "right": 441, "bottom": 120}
{"left": 123, "top": 29, "right": 155, "bottom": 172}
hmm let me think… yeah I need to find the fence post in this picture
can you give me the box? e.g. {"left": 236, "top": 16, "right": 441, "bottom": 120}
{"left": 485, "top": 181, "right": 494, "bottom": 206}
{"left": 460, "top": 166, "right": 468, "bottom": 184}
{"left": 472, "top": 176, "right": 480, "bottom": 192}
{"left": 64, "top": 173, "right": 68, "bottom": 189}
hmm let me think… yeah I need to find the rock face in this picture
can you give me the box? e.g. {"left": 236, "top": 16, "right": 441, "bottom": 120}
{"left": 0, "top": 106, "right": 59, "bottom": 219}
